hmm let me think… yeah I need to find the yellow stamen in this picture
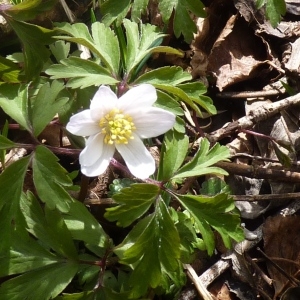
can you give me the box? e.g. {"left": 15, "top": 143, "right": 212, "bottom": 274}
{"left": 99, "top": 108, "right": 136, "bottom": 145}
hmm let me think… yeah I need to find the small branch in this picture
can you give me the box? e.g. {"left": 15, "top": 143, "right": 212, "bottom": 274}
{"left": 208, "top": 92, "right": 300, "bottom": 143}
{"left": 232, "top": 192, "right": 300, "bottom": 202}
{"left": 217, "top": 89, "right": 283, "bottom": 99}
{"left": 78, "top": 175, "right": 90, "bottom": 202}
{"left": 183, "top": 264, "right": 215, "bottom": 300}
{"left": 216, "top": 161, "right": 300, "bottom": 183}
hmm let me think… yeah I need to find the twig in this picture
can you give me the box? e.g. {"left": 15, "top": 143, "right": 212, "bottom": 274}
{"left": 217, "top": 89, "right": 283, "bottom": 99}
{"left": 183, "top": 264, "right": 215, "bottom": 300}
{"left": 207, "top": 92, "right": 300, "bottom": 143}
{"left": 215, "top": 161, "right": 300, "bottom": 183}
{"left": 232, "top": 192, "right": 300, "bottom": 202}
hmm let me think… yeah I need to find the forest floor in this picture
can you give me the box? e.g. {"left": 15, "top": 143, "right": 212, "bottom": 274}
{"left": 2, "top": 0, "right": 300, "bottom": 299}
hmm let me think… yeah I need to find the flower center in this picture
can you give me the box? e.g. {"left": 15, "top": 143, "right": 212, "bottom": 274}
{"left": 99, "top": 108, "right": 136, "bottom": 145}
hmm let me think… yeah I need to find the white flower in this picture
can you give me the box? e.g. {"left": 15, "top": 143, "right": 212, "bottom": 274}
{"left": 66, "top": 84, "right": 175, "bottom": 179}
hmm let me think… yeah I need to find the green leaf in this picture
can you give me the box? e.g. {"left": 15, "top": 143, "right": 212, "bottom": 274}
{"left": 131, "top": 0, "right": 149, "bottom": 21}
{"left": 54, "top": 22, "right": 120, "bottom": 75}
{"left": 155, "top": 90, "right": 184, "bottom": 116}
{"left": 173, "top": 138, "right": 230, "bottom": 179}
{"left": 105, "top": 183, "right": 160, "bottom": 227}
{"left": 0, "top": 229, "right": 60, "bottom": 276}
{"left": 91, "top": 22, "right": 120, "bottom": 75}
{"left": 123, "top": 20, "right": 182, "bottom": 77}
{"left": 158, "top": 130, "right": 189, "bottom": 180}
{"left": 21, "top": 191, "right": 78, "bottom": 259}
{"left": 177, "top": 193, "right": 244, "bottom": 255}
{"left": 200, "top": 177, "right": 231, "bottom": 196}
{"left": 63, "top": 200, "right": 109, "bottom": 257}
{"left": 0, "top": 121, "right": 9, "bottom": 167}
{"left": 107, "top": 178, "right": 135, "bottom": 197}
{"left": 156, "top": 84, "right": 204, "bottom": 117}
{"left": 0, "top": 83, "right": 31, "bottom": 131}
{"left": 0, "top": 135, "right": 15, "bottom": 150}
{"left": 0, "top": 55, "right": 22, "bottom": 83}
{"left": 158, "top": 0, "right": 206, "bottom": 42}
{"left": 49, "top": 40, "right": 71, "bottom": 62}
{"left": 0, "top": 157, "right": 30, "bottom": 252}
{"left": 117, "top": 200, "right": 182, "bottom": 298}
{"left": 173, "top": 210, "right": 203, "bottom": 262}
{"left": 135, "top": 66, "right": 191, "bottom": 86}
{"left": 31, "top": 80, "right": 68, "bottom": 136}
{"left": 5, "top": 19, "right": 54, "bottom": 79}
{"left": 0, "top": 156, "right": 30, "bottom": 211}
{"left": 46, "top": 57, "right": 119, "bottom": 89}
{"left": 135, "top": 68, "right": 207, "bottom": 117}
{"left": 256, "top": 0, "right": 265, "bottom": 9}
{"left": 100, "top": 0, "right": 131, "bottom": 26}
{"left": 2, "top": 0, "right": 57, "bottom": 21}
{"left": 0, "top": 261, "right": 78, "bottom": 300}
{"left": 32, "top": 145, "right": 73, "bottom": 212}
{"left": 265, "top": 0, "right": 286, "bottom": 27}
{"left": 178, "top": 82, "right": 217, "bottom": 115}
{"left": 56, "top": 288, "right": 130, "bottom": 300}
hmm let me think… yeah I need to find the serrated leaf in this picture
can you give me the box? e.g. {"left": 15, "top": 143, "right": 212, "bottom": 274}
{"left": 131, "top": 0, "right": 149, "bottom": 21}
{"left": 173, "top": 138, "right": 230, "bottom": 179}
{"left": 32, "top": 145, "right": 73, "bottom": 212}
{"left": 0, "top": 157, "right": 30, "bottom": 252}
{"left": 54, "top": 22, "right": 121, "bottom": 75}
{"left": 56, "top": 288, "right": 130, "bottom": 300}
{"left": 0, "top": 55, "right": 22, "bottom": 83}
{"left": 0, "top": 83, "right": 30, "bottom": 131}
{"left": 123, "top": 20, "right": 182, "bottom": 76}
{"left": 118, "top": 200, "right": 181, "bottom": 298}
{"left": 158, "top": 0, "right": 206, "bottom": 42}
{"left": 0, "top": 135, "right": 15, "bottom": 150}
{"left": 156, "top": 84, "right": 204, "bottom": 117}
{"left": 155, "top": 90, "right": 184, "bottom": 116}
{"left": 105, "top": 183, "right": 160, "bottom": 227}
{"left": 174, "top": 116, "right": 186, "bottom": 133}
{"left": 158, "top": 130, "right": 189, "bottom": 180}
{"left": 31, "top": 80, "right": 68, "bottom": 136}
{"left": 49, "top": 40, "right": 70, "bottom": 62}
{"left": 101, "top": 0, "right": 131, "bottom": 26}
{"left": 0, "top": 261, "right": 78, "bottom": 300}
{"left": 2, "top": 0, "right": 56, "bottom": 21}
{"left": 0, "top": 156, "right": 30, "bottom": 211}
{"left": 63, "top": 200, "right": 109, "bottom": 257}
{"left": 46, "top": 57, "right": 119, "bottom": 89}
{"left": 177, "top": 193, "right": 244, "bottom": 255}
{"left": 5, "top": 19, "right": 54, "bottom": 79}
{"left": 91, "top": 22, "right": 120, "bottom": 75}
{"left": 135, "top": 66, "right": 192, "bottom": 86}
{"left": 200, "top": 177, "right": 231, "bottom": 196}
{"left": 0, "top": 229, "right": 60, "bottom": 276}
{"left": 265, "top": 0, "right": 286, "bottom": 27}
{"left": 21, "top": 191, "right": 78, "bottom": 259}
{"left": 178, "top": 82, "right": 217, "bottom": 115}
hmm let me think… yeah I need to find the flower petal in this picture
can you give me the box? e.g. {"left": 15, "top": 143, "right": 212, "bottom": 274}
{"left": 90, "top": 85, "right": 117, "bottom": 121}
{"left": 118, "top": 84, "right": 157, "bottom": 113}
{"left": 66, "top": 110, "right": 99, "bottom": 136}
{"left": 79, "top": 133, "right": 107, "bottom": 166}
{"left": 132, "top": 107, "right": 175, "bottom": 138}
{"left": 79, "top": 133, "right": 115, "bottom": 176}
{"left": 80, "top": 144, "right": 115, "bottom": 177}
{"left": 116, "top": 134, "right": 155, "bottom": 179}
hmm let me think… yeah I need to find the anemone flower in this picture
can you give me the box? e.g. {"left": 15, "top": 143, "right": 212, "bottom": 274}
{"left": 66, "top": 84, "right": 175, "bottom": 179}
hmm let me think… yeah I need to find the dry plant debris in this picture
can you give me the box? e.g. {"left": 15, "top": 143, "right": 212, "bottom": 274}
{"left": 1, "top": 0, "right": 300, "bottom": 299}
